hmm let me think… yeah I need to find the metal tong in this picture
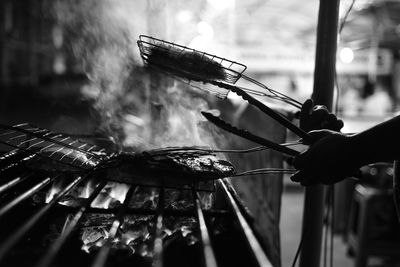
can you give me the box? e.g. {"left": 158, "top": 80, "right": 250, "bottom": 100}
{"left": 201, "top": 86, "right": 312, "bottom": 157}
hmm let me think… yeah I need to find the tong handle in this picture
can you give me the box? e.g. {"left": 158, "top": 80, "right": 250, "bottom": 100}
{"left": 211, "top": 81, "right": 312, "bottom": 143}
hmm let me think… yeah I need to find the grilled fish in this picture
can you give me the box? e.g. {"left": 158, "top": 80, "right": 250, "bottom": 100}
{"left": 26, "top": 146, "right": 101, "bottom": 172}
{"left": 17, "top": 145, "right": 235, "bottom": 186}
{"left": 95, "top": 149, "right": 235, "bottom": 187}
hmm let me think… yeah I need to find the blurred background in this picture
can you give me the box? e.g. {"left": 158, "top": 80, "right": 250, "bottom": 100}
{"left": 1, "top": 0, "right": 400, "bottom": 266}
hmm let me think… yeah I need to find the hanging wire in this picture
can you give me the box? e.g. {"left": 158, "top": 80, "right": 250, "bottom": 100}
{"left": 291, "top": 230, "right": 304, "bottom": 267}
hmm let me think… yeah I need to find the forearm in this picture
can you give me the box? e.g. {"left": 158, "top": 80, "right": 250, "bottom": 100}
{"left": 348, "top": 115, "right": 400, "bottom": 166}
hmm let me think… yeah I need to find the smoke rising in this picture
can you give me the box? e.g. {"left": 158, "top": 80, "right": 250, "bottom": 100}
{"left": 54, "top": 0, "right": 221, "bottom": 150}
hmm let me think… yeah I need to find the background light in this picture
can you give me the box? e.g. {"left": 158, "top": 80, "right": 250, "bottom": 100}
{"left": 207, "top": 0, "right": 235, "bottom": 10}
{"left": 176, "top": 10, "right": 192, "bottom": 23}
{"left": 339, "top": 47, "right": 354, "bottom": 63}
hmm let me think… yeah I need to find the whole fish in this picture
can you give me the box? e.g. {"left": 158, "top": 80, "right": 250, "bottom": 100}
{"left": 26, "top": 146, "right": 101, "bottom": 172}
{"left": 95, "top": 149, "right": 235, "bottom": 187}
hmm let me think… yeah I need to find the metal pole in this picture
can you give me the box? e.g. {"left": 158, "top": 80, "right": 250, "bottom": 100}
{"left": 299, "top": 1, "right": 340, "bottom": 267}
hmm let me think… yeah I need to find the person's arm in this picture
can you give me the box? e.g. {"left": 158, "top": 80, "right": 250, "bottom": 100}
{"left": 291, "top": 115, "right": 400, "bottom": 186}
{"left": 350, "top": 115, "right": 400, "bottom": 164}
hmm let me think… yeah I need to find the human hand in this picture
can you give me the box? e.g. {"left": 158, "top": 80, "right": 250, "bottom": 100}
{"left": 291, "top": 130, "right": 360, "bottom": 186}
{"left": 299, "top": 99, "right": 343, "bottom": 133}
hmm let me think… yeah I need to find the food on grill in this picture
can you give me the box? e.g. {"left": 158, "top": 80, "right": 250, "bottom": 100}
{"left": 26, "top": 146, "right": 99, "bottom": 172}
{"left": 96, "top": 149, "right": 235, "bottom": 186}
{"left": 146, "top": 44, "right": 227, "bottom": 82}
{"left": 7, "top": 143, "right": 234, "bottom": 186}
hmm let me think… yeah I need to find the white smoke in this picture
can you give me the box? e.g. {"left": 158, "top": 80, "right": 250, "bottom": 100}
{"left": 53, "top": 0, "right": 222, "bottom": 151}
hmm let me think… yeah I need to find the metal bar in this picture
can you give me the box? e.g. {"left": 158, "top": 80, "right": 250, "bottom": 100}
{"left": 18, "top": 137, "right": 39, "bottom": 146}
{"left": 58, "top": 205, "right": 232, "bottom": 217}
{"left": 0, "top": 176, "right": 54, "bottom": 218}
{"left": 35, "top": 180, "right": 108, "bottom": 267}
{"left": 0, "top": 124, "right": 103, "bottom": 158}
{"left": 194, "top": 191, "right": 218, "bottom": 267}
{"left": 299, "top": 1, "right": 340, "bottom": 267}
{"left": 0, "top": 149, "right": 19, "bottom": 161}
{"left": 26, "top": 139, "right": 45, "bottom": 149}
{"left": 0, "top": 154, "right": 36, "bottom": 173}
{"left": 218, "top": 180, "right": 272, "bottom": 267}
{"left": 0, "top": 130, "right": 15, "bottom": 137}
{"left": 0, "top": 140, "right": 90, "bottom": 171}
{"left": 91, "top": 185, "right": 136, "bottom": 267}
{"left": 153, "top": 187, "right": 165, "bottom": 267}
{"left": 0, "top": 172, "right": 33, "bottom": 194}
{"left": 0, "top": 149, "right": 31, "bottom": 170}
{"left": 0, "top": 174, "right": 87, "bottom": 264}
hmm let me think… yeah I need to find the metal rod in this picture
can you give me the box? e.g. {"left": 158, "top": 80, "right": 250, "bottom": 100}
{"left": 194, "top": 191, "right": 218, "bottom": 267}
{"left": 233, "top": 168, "right": 296, "bottom": 177}
{"left": 0, "top": 175, "right": 86, "bottom": 264}
{"left": 91, "top": 185, "right": 136, "bottom": 267}
{"left": 218, "top": 180, "right": 272, "bottom": 267}
{"left": 0, "top": 176, "right": 54, "bottom": 218}
{"left": 0, "top": 154, "right": 36, "bottom": 173}
{"left": 0, "top": 173, "right": 33, "bottom": 194}
{"left": 299, "top": 1, "right": 340, "bottom": 267}
{"left": 58, "top": 205, "right": 232, "bottom": 217}
{"left": 35, "top": 180, "right": 108, "bottom": 267}
{"left": 0, "top": 140, "right": 88, "bottom": 171}
{"left": 0, "top": 124, "right": 103, "bottom": 158}
{"left": 0, "top": 149, "right": 19, "bottom": 164}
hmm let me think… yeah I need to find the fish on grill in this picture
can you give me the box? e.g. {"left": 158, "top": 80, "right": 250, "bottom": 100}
{"left": 11, "top": 145, "right": 235, "bottom": 186}
{"left": 26, "top": 146, "right": 101, "bottom": 172}
{"left": 95, "top": 149, "right": 235, "bottom": 187}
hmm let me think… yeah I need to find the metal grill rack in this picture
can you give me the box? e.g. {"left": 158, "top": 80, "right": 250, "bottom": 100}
{"left": 0, "top": 123, "right": 273, "bottom": 267}
{"left": 137, "top": 35, "right": 247, "bottom": 99}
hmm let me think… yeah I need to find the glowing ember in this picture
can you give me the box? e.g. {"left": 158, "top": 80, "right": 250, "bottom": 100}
{"left": 47, "top": 177, "right": 99, "bottom": 207}
{"left": 91, "top": 181, "right": 130, "bottom": 209}
{"left": 79, "top": 214, "right": 199, "bottom": 257}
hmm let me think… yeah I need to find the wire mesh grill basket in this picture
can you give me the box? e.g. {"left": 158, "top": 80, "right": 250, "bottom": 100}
{"left": 137, "top": 35, "right": 247, "bottom": 85}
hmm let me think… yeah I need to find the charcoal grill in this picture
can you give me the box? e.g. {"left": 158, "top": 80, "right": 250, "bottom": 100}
{"left": 0, "top": 123, "right": 273, "bottom": 267}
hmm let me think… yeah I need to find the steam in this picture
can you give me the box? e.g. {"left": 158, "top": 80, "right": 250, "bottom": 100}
{"left": 53, "top": 0, "right": 221, "bottom": 150}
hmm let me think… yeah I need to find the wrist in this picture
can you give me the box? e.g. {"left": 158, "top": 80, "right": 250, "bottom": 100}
{"left": 347, "top": 133, "right": 375, "bottom": 167}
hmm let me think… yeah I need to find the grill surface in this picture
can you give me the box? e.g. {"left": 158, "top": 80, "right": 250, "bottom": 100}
{"left": 0, "top": 123, "right": 273, "bottom": 267}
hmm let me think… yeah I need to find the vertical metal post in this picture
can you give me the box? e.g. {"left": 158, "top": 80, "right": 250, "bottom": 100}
{"left": 299, "top": 1, "right": 340, "bottom": 267}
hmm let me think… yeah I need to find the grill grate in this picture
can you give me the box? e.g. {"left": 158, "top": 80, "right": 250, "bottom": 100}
{"left": 0, "top": 124, "right": 273, "bottom": 267}
{"left": 0, "top": 123, "right": 106, "bottom": 171}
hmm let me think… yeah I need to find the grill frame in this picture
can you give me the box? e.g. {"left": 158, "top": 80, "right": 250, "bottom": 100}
{"left": 0, "top": 124, "right": 274, "bottom": 267}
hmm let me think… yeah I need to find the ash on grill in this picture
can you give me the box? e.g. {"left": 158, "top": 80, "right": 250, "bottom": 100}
{"left": 0, "top": 123, "right": 273, "bottom": 267}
